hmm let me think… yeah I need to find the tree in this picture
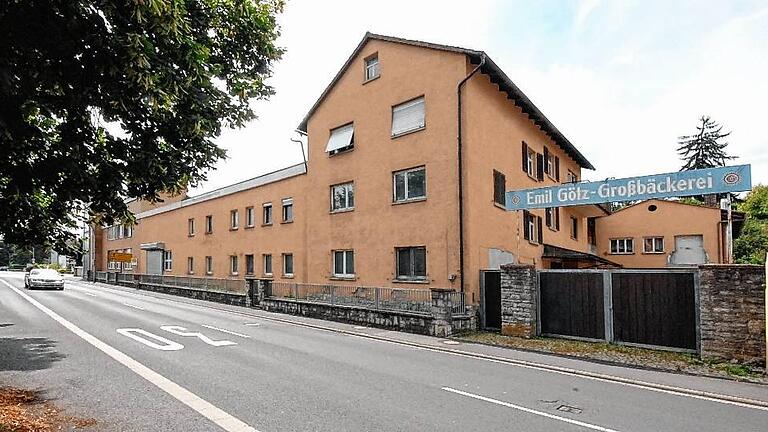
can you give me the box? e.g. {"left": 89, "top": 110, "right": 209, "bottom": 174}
{"left": 0, "top": 1, "right": 285, "bottom": 252}
{"left": 734, "top": 185, "right": 768, "bottom": 265}
{"left": 677, "top": 116, "right": 735, "bottom": 171}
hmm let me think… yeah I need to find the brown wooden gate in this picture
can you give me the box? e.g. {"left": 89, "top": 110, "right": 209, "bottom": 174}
{"left": 539, "top": 272, "right": 605, "bottom": 340}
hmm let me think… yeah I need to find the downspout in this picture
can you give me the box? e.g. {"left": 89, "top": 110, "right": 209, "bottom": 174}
{"left": 457, "top": 54, "right": 486, "bottom": 295}
{"left": 292, "top": 129, "right": 309, "bottom": 173}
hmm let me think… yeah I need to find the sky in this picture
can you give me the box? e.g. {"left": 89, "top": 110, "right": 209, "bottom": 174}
{"left": 189, "top": 0, "right": 768, "bottom": 195}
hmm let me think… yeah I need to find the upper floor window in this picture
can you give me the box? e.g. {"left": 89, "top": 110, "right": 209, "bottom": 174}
{"left": 245, "top": 207, "right": 254, "bottom": 227}
{"left": 643, "top": 237, "right": 664, "bottom": 254}
{"left": 493, "top": 170, "right": 506, "bottom": 206}
{"left": 326, "top": 123, "right": 354, "bottom": 155}
{"left": 263, "top": 203, "right": 273, "bottom": 225}
{"left": 523, "top": 210, "right": 543, "bottom": 244}
{"left": 163, "top": 250, "right": 173, "bottom": 271}
{"left": 545, "top": 207, "right": 560, "bottom": 231}
{"left": 188, "top": 218, "right": 195, "bottom": 236}
{"left": 521, "top": 142, "right": 544, "bottom": 181}
{"left": 396, "top": 247, "right": 426, "bottom": 281}
{"left": 394, "top": 167, "right": 426, "bottom": 203}
{"left": 567, "top": 170, "right": 579, "bottom": 183}
{"left": 543, "top": 146, "right": 560, "bottom": 181}
{"left": 610, "top": 238, "right": 634, "bottom": 254}
{"left": 282, "top": 198, "right": 294, "bottom": 223}
{"left": 205, "top": 215, "right": 213, "bottom": 234}
{"left": 391, "top": 97, "right": 425, "bottom": 137}
{"left": 333, "top": 250, "right": 355, "bottom": 278}
{"left": 331, "top": 182, "right": 355, "bottom": 212}
{"left": 230, "top": 209, "right": 239, "bottom": 229}
{"left": 364, "top": 54, "right": 379, "bottom": 81}
{"left": 570, "top": 216, "right": 579, "bottom": 240}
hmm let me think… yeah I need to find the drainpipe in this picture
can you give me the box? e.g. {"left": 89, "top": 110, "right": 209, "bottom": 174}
{"left": 457, "top": 54, "right": 486, "bottom": 294}
{"left": 293, "top": 129, "right": 308, "bottom": 173}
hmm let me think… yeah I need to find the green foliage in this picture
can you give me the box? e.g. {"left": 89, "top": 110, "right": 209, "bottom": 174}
{"left": 737, "top": 185, "right": 768, "bottom": 221}
{"left": 0, "top": 1, "right": 285, "bottom": 251}
{"left": 677, "top": 116, "right": 735, "bottom": 171}
{"left": 734, "top": 185, "right": 768, "bottom": 265}
{"left": 675, "top": 197, "right": 705, "bottom": 206}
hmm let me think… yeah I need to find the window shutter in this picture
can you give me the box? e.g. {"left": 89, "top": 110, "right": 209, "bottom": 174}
{"left": 523, "top": 211, "right": 530, "bottom": 240}
{"left": 536, "top": 153, "right": 545, "bottom": 181}
{"left": 391, "top": 97, "right": 425, "bottom": 136}
{"left": 326, "top": 124, "right": 354, "bottom": 153}
{"left": 555, "top": 207, "right": 560, "bottom": 230}
{"left": 543, "top": 147, "right": 550, "bottom": 175}
{"left": 537, "top": 216, "right": 543, "bottom": 244}
{"left": 521, "top": 142, "right": 528, "bottom": 172}
{"left": 554, "top": 156, "right": 560, "bottom": 182}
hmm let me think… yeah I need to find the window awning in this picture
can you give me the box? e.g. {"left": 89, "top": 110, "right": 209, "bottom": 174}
{"left": 326, "top": 124, "right": 354, "bottom": 153}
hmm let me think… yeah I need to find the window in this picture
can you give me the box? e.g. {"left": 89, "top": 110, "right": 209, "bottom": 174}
{"left": 245, "top": 207, "right": 254, "bottom": 227}
{"left": 545, "top": 207, "right": 560, "bottom": 231}
{"left": 523, "top": 211, "right": 543, "bottom": 244}
{"left": 188, "top": 218, "right": 195, "bottom": 236}
{"left": 391, "top": 97, "right": 425, "bottom": 137}
{"left": 245, "top": 254, "right": 255, "bottom": 275}
{"left": 396, "top": 247, "right": 427, "bottom": 281}
{"left": 326, "top": 123, "right": 354, "bottom": 154}
{"left": 205, "top": 256, "right": 213, "bottom": 275}
{"left": 393, "top": 167, "right": 426, "bottom": 202}
{"left": 644, "top": 237, "right": 664, "bottom": 254}
{"left": 331, "top": 182, "right": 355, "bottom": 212}
{"left": 263, "top": 203, "right": 273, "bottom": 225}
{"left": 123, "top": 225, "right": 133, "bottom": 238}
{"left": 543, "top": 147, "right": 560, "bottom": 181}
{"left": 205, "top": 215, "right": 213, "bottom": 234}
{"left": 230, "top": 209, "right": 239, "bottom": 229}
{"left": 107, "top": 227, "right": 115, "bottom": 241}
{"left": 230, "top": 255, "right": 239, "bottom": 275}
{"left": 263, "top": 254, "right": 273, "bottom": 276}
{"left": 333, "top": 250, "right": 355, "bottom": 278}
{"left": 493, "top": 170, "right": 506, "bottom": 206}
{"left": 567, "top": 170, "right": 579, "bottom": 183}
{"left": 570, "top": 216, "right": 579, "bottom": 240}
{"left": 610, "top": 238, "right": 635, "bottom": 254}
{"left": 282, "top": 198, "right": 293, "bottom": 222}
{"left": 282, "top": 253, "right": 294, "bottom": 277}
{"left": 364, "top": 54, "right": 379, "bottom": 81}
{"left": 522, "top": 142, "right": 535, "bottom": 178}
{"left": 163, "top": 250, "right": 173, "bottom": 271}
{"left": 187, "top": 257, "right": 194, "bottom": 275}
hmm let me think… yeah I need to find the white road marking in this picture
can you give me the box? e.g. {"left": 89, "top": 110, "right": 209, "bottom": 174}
{"left": 122, "top": 302, "right": 145, "bottom": 310}
{"left": 353, "top": 326, "right": 367, "bottom": 329}
{"left": 81, "top": 291, "right": 98, "bottom": 297}
{"left": 243, "top": 323, "right": 261, "bottom": 327}
{"left": 117, "top": 328, "right": 184, "bottom": 351}
{"left": 161, "top": 325, "right": 237, "bottom": 347}
{"left": 442, "top": 340, "right": 460, "bottom": 345}
{"left": 202, "top": 324, "right": 250, "bottom": 338}
{"left": 442, "top": 387, "right": 620, "bottom": 432}
{"left": 0, "top": 279, "right": 258, "bottom": 432}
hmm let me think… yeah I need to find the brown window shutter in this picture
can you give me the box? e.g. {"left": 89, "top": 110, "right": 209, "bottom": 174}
{"left": 537, "top": 216, "right": 543, "bottom": 244}
{"left": 554, "top": 157, "right": 560, "bottom": 182}
{"left": 543, "top": 147, "right": 549, "bottom": 175}
{"left": 521, "top": 142, "right": 528, "bottom": 172}
{"left": 536, "top": 153, "right": 545, "bottom": 181}
{"left": 555, "top": 207, "right": 560, "bottom": 230}
{"left": 523, "top": 211, "right": 530, "bottom": 240}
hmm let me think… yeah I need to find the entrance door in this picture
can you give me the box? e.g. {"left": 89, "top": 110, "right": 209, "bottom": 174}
{"left": 480, "top": 271, "right": 501, "bottom": 330}
{"left": 146, "top": 250, "right": 163, "bottom": 275}
{"left": 671, "top": 235, "right": 706, "bottom": 265}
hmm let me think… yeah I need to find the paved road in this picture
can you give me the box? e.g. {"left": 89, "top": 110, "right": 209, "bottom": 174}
{"left": 1, "top": 273, "right": 766, "bottom": 431}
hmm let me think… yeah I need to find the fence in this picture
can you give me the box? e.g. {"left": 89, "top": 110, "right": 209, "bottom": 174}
{"left": 110, "top": 272, "right": 246, "bottom": 295}
{"left": 95, "top": 271, "right": 107, "bottom": 282}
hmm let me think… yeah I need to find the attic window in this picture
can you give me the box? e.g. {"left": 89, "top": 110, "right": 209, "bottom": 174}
{"left": 364, "top": 54, "right": 379, "bottom": 81}
{"left": 326, "top": 123, "right": 354, "bottom": 154}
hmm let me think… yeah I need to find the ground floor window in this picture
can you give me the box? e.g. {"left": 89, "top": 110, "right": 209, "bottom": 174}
{"left": 610, "top": 238, "right": 634, "bottom": 254}
{"left": 283, "top": 253, "right": 294, "bottom": 277}
{"left": 230, "top": 255, "right": 239, "bottom": 275}
{"left": 163, "top": 250, "right": 172, "bottom": 271}
{"left": 205, "top": 256, "right": 213, "bottom": 275}
{"left": 245, "top": 254, "right": 254, "bottom": 275}
{"left": 263, "top": 254, "right": 272, "bottom": 276}
{"left": 333, "top": 250, "right": 355, "bottom": 278}
{"left": 187, "top": 257, "right": 194, "bottom": 275}
{"left": 643, "top": 237, "right": 664, "bottom": 254}
{"left": 395, "top": 247, "right": 426, "bottom": 280}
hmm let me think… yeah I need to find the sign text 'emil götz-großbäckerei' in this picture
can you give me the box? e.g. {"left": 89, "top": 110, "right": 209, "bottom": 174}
{"left": 505, "top": 164, "right": 752, "bottom": 211}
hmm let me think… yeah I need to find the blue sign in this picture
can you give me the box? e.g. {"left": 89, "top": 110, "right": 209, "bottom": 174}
{"left": 505, "top": 164, "right": 752, "bottom": 210}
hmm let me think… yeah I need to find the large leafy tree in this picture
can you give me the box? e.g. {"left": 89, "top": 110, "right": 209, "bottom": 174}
{"left": 677, "top": 116, "right": 735, "bottom": 171}
{"left": 0, "top": 0, "right": 284, "bottom": 252}
{"left": 734, "top": 185, "right": 768, "bottom": 265}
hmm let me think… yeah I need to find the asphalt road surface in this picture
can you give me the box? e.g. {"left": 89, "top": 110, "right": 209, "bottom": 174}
{"left": 1, "top": 272, "right": 766, "bottom": 431}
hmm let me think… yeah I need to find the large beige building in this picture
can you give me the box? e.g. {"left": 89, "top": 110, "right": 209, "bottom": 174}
{"left": 96, "top": 33, "right": 616, "bottom": 305}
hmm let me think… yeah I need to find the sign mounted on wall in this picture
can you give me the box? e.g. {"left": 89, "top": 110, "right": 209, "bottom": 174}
{"left": 505, "top": 164, "right": 752, "bottom": 211}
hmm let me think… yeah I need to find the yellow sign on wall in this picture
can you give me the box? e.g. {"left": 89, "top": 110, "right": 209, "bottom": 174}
{"left": 108, "top": 252, "right": 133, "bottom": 263}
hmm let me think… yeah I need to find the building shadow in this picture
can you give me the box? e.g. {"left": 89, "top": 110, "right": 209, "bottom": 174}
{"left": 0, "top": 337, "right": 66, "bottom": 371}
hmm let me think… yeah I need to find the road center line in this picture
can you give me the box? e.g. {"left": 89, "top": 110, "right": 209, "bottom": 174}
{"left": 442, "top": 387, "right": 620, "bottom": 432}
{"left": 202, "top": 324, "right": 250, "bottom": 338}
{"left": 122, "top": 302, "right": 145, "bottom": 310}
{"left": 1, "top": 279, "right": 259, "bottom": 432}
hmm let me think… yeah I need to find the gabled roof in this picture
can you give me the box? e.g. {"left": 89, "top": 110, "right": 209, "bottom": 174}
{"left": 297, "top": 32, "right": 595, "bottom": 170}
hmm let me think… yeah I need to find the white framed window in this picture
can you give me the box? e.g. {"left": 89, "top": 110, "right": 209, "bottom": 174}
{"left": 610, "top": 238, "right": 634, "bottom": 254}
{"left": 263, "top": 203, "right": 273, "bottom": 225}
{"left": 393, "top": 167, "right": 426, "bottom": 202}
{"left": 263, "top": 254, "right": 273, "bottom": 276}
{"left": 331, "top": 182, "right": 355, "bottom": 212}
{"left": 570, "top": 216, "right": 579, "bottom": 240}
{"left": 326, "top": 123, "right": 354, "bottom": 154}
{"left": 364, "top": 54, "right": 379, "bottom": 81}
{"left": 567, "top": 170, "right": 579, "bottom": 183}
{"left": 526, "top": 148, "right": 536, "bottom": 177}
{"left": 643, "top": 237, "right": 664, "bottom": 254}
{"left": 230, "top": 209, "right": 239, "bottom": 229}
{"left": 205, "top": 256, "right": 213, "bottom": 275}
{"left": 523, "top": 211, "right": 543, "bottom": 244}
{"left": 282, "top": 198, "right": 293, "bottom": 222}
{"left": 245, "top": 207, "right": 254, "bottom": 227}
{"left": 545, "top": 207, "right": 560, "bottom": 231}
{"left": 333, "top": 250, "right": 355, "bottom": 278}
{"left": 395, "top": 247, "right": 427, "bottom": 281}
{"left": 123, "top": 225, "right": 133, "bottom": 238}
{"left": 123, "top": 248, "right": 133, "bottom": 270}
{"left": 188, "top": 218, "right": 195, "bottom": 236}
{"left": 205, "top": 215, "right": 213, "bottom": 233}
{"left": 230, "top": 255, "right": 239, "bottom": 275}
{"left": 245, "top": 254, "right": 255, "bottom": 275}
{"left": 187, "top": 257, "right": 194, "bottom": 275}
{"left": 283, "top": 253, "right": 294, "bottom": 277}
{"left": 391, "top": 97, "right": 425, "bottom": 137}
{"left": 163, "top": 250, "right": 173, "bottom": 271}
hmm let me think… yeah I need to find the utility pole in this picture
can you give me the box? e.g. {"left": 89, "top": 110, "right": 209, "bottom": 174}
{"left": 721, "top": 196, "right": 733, "bottom": 263}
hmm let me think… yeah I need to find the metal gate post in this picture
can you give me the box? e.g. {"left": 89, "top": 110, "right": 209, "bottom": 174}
{"left": 602, "top": 271, "right": 614, "bottom": 343}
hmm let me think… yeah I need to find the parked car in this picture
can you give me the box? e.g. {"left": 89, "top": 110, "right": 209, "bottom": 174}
{"left": 24, "top": 268, "right": 65, "bottom": 290}
{"left": 0, "top": 266, "right": 8, "bottom": 271}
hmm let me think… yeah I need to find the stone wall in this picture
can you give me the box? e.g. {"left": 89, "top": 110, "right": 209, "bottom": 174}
{"left": 500, "top": 264, "right": 537, "bottom": 338}
{"left": 699, "top": 264, "right": 766, "bottom": 365}
{"left": 111, "top": 279, "right": 249, "bottom": 307}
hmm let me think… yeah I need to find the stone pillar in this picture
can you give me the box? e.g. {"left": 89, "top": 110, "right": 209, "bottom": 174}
{"left": 500, "top": 264, "right": 537, "bottom": 338}
{"left": 698, "top": 264, "right": 766, "bottom": 366}
{"left": 430, "top": 288, "right": 454, "bottom": 337}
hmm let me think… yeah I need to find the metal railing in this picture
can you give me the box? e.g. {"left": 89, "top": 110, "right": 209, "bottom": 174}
{"left": 448, "top": 291, "right": 467, "bottom": 315}
{"left": 267, "top": 281, "right": 434, "bottom": 315}
{"left": 95, "top": 271, "right": 107, "bottom": 282}
{"left": 103, "top": 272, "right": 246, "bottom": 295}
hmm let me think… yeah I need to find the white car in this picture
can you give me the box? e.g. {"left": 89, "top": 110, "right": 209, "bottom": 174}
{"left": 24, "top": 268, "right": 65, "bottom": 290}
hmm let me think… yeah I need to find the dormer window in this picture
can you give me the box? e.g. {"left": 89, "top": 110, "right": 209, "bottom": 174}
{"left": 364, "top": 54, "right": 379, "bottom": 81}
{"left": 326, "top": 123, "right": 354, "bottom": 155}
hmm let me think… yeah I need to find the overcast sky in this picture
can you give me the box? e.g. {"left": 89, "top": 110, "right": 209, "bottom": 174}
{"left": 189, "top": 0, "right": 768, "bottom": 195}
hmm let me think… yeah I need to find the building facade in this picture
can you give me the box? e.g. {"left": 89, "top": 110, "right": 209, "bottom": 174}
{"left": 95, "top": 33, "right": 606, "bottom": 305}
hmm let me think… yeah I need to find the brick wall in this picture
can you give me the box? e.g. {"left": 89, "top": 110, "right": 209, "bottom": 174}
{"left": 500, "top": 264, "right": 537, "bottom": 337}
{"left": 699, "top": 264, "right": 766, "bottom": 365}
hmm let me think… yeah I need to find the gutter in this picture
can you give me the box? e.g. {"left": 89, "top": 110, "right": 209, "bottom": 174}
{"left": 457, "top": 54, "right": 486, "bottom": 294}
